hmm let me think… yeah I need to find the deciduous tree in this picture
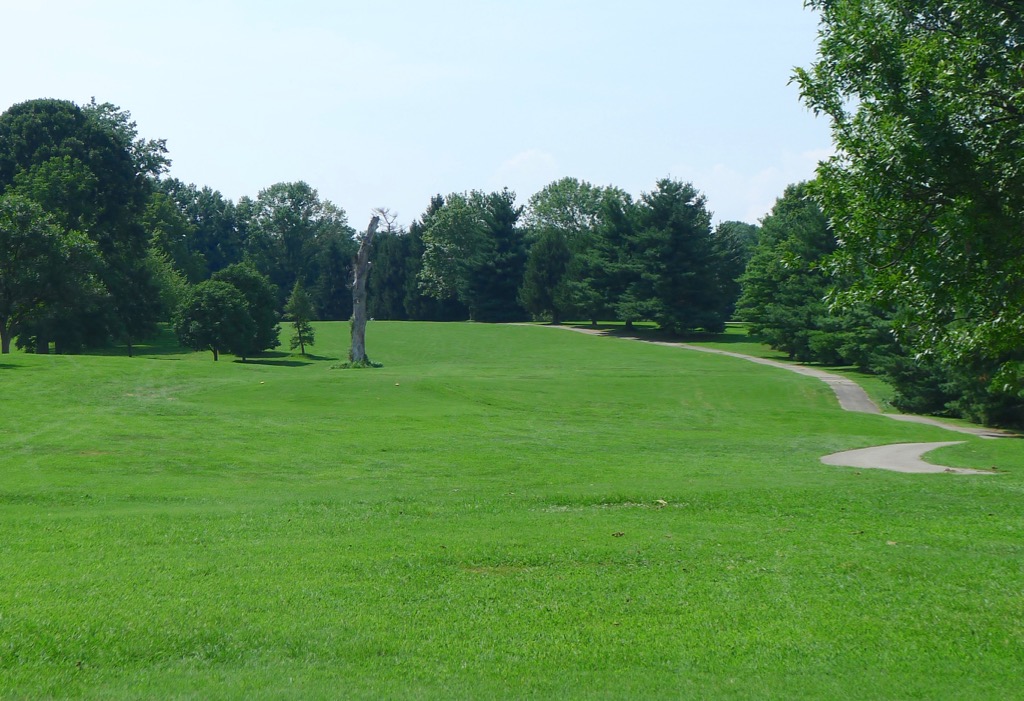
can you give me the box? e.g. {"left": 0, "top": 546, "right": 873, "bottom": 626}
{"left": 211, "top": 263, "right": 280, "bottom": 356}
{"left": 240, "top": 181, "right": 354, "bottom": 302}
{"left": 0, "top": 194, "right": 97, "bottom": 353}
{"left": 174, "top": 280, "right": 255, "bottom": 361}
{"left": 159, "top": 179, "right": 240, "bottom": 279}
{"left": 796, "top": 0, "right": 1024, "bottom": 388}
{"left": 0, "top": 98, "right": 165, "bottom": 351}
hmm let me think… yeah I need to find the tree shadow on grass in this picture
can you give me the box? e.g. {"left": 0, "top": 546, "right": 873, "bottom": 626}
{"left": 295, "top": 353, "right": 336, "bottom": 362}
{"left": 73, "top": 325, "right": 189, "bottom": 358}
{"left": 239, "top": 358, "right": 313, "bottom": 368}
{"left": 235, "top": 351, "right": 308, "bottom": 367}
{"left": 0, "top": 363, "right": 18, "bottom": 370}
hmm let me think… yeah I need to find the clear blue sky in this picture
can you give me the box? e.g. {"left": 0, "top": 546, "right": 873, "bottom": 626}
{"left": 1, "top": 1, "right": 831, "bottom": 228}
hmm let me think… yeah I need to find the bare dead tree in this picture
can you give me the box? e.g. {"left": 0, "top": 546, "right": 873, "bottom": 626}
{"left": 348, "top": 208, "right": 396, "bottom": 364}
{"left": 374, "top": 207, "right": 399, "bottom": 234}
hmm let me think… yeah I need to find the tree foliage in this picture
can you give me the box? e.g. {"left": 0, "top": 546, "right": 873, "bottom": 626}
{"left": 0, "top": 98, "right": 163, "bottom": 351}
{"left": 240, "top": 181, "right": 354, "bottom": 302}
{"left": 629, "top": 178, "right": 726, "bottom": 333}
{"left": 464, "top": 189, "right": 528, "bottom": 322}
{"left": 157, "top": 179, "right": 241, "bottom": 280}
{"left": 0, "top": 194, "right": 97, "bottom": 353}
{"left": 520, "top": 228, "right": 572, "bottom": 323}
{"left": 796, "top": 0, "right": 1024, "bottom": 389}
{"left": 398, "top": 195, "right": 468, "bottom": 322}
{"left": 521, "top": 178, "right": 609, "bottom": 324}
{"left": 211, "top": 263, "right": 280, "bottom": 356}
{"left": 174, "top": 280, "right": 255, "bottom": 361}
{"left": 737, "top": 183, "right": 835, "bottom": 360}
{"left": 420, "top": 189, "right": 527, "bottom": 322}
{"left": 367, "top": 228, "right": 412, "bottom": 320}
{"left": 284, "top": 281, "right": 315, "bottom": 355}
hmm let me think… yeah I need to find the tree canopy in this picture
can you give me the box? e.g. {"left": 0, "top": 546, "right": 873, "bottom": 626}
{"left": 737, "top": 183, "right": 835, "bottom": 360}
{"left": 0, "top": 98, "right": 164, "bottom": 352}
{"left": 796, "top": 0, "right": 1024, "bottom": 389}
{"left": 174, "top": 280, "right": 255, "bottom": 361}
{"left": 211, "top": 263, "right": 280, "bottom": 357}
{"left": 0, "top": 194, "right": 97, "bottom": 353}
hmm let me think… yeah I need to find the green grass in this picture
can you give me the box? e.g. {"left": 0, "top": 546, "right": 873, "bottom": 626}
{"left": 2, "top": 322, "right": 1022, "bottom": 699}
{"left": 564, "top": 321, "right": 901, "bottom": 411}
{"left": 686, "top": 323, "right": 900, "bottom": 410}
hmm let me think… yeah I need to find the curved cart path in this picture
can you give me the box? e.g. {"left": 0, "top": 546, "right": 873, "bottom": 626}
{"left": 820, "top": 442, "right": 993, "bottom": 475}
{"left": 541, "top": 325, "right": 1011, "bottom": 474}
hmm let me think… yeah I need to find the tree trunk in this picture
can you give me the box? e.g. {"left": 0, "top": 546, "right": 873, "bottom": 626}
{"left": 0, "top": 324, "right": 10, "bottom": 354}
{"left": 37, "top": 336, "right": 49, "bottom": 354}
{"left": 212, "top": 347, "right": 219, "bottom": 361}
{"left": 350, "top": 216, "right": 381, "bottom": 364}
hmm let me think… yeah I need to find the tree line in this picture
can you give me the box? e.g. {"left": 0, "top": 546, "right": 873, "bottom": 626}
{"left": 366, "top": 178, "right": 756, "bottom": 332}
{"left": 0, "top": 97, "right": 758, "bottom": 360}
{"left": 4, "top": 0, "right": 1024, "bottom": 439}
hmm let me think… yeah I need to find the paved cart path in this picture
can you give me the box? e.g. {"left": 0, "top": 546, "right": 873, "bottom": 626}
{"left": 539, "top": 325, "right": 1011, "bottom": 474}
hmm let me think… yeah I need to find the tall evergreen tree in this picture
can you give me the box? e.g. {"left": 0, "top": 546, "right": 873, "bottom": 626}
{"left": 632, "top": 179, "right": 724, "bottom": 333}
{"left": 284, "top": 281, "right": 316, "bottom": 355}
{"left": 736, "top": 183, "right": 835, "bottom": 360}
{"left": 308, "top": 227, "right": 358, "bottom": 321}
{"left": 464, "top": 189, "right": 528, "bottom": 322}
{"left": 712, "top": 220, "right": 760, "bottom": 319}
{"left": 368, "top": 229, "right": 412, "bottom": 320}
{"left": 520, "top": 228, "right": 572, "bottom": 323}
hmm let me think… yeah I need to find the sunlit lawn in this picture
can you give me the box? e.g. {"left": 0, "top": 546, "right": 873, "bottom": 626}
{"left": 1, "top": 322, "right": 1021, "bottom": 699}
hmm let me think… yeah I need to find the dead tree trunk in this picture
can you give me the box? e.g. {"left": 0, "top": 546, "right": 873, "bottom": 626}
{"left": 349, "top": 215, "right": 380, "bottom": 364}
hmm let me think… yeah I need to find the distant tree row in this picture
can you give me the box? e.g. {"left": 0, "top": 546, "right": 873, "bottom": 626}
{"left": 0, "top": 97, "right": 762, "bottom": 360}
{"left": 150, "top": 178, "right": 359, "bottom": 320}
{"left": 368, "top": 177, "right": 758, "bottom": 333}
{"left": 2, "top": 86, "right": 1019, "bottom": 425}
